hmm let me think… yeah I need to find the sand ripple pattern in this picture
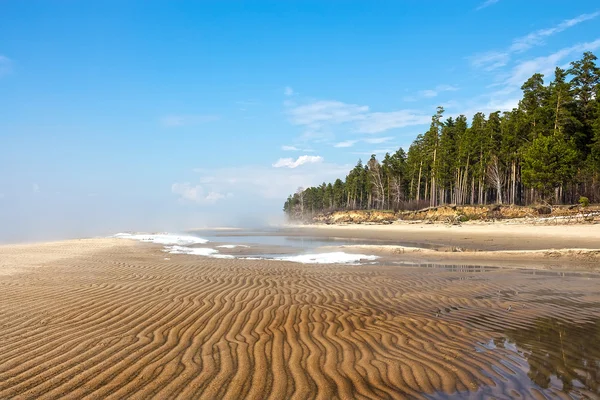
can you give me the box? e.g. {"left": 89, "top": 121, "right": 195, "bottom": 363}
{"left": 1, "top": 241, "right": 599, "bottom": 399}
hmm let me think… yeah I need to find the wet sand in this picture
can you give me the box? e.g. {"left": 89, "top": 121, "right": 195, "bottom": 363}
{"left": 284, "top": 223, "right": 600, "bottom": 251}
{"left": 1, "top": 239, "right": 600, "bottom": 399}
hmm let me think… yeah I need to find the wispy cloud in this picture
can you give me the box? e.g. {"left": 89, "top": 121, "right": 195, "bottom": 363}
{"left": 470, "top": 11, "right": 600, "bottom": 71}
{"left": 281, "top": 145, "right": 316, "bottom": 152}
{"left": 420, "top": 84, "right": 459, "bottom": 98}
{"left": 334, "top": 140, "right": 358, "bottom": 148}
{"left": 272, "top": 155, "right": 324, "bottom": 169}
{"left": 404, "top": 84, "right": 459, "bottom": 102}
{"left": 505, "top": 38, "right": 600, "bottom": 87}
{"left": 476, "top": 0, "right": 500, "bottom": 11}
{"left": 171, "top": 182, "right": 231, "bottom": 204}
{"left": 457, "top": 38, "right": 600, "bottom": 119}
{"left": 284, "top": 86, "right": 295, "bottom": 96}
{"left": 160, "top": 114, "right": 220, "bottom": 127}
{"left": 470, "top": 51, "right": 511, "bottom": 71}
{"left": 356, "top": 111, "right": 430, "bottom": 134}
{"left": 32, "top": 183, "right": 40, "bottom": 194}
{"left": 0, "top": 55, "right": 13, "bottom": 77}
{"left": 364, "top": 136, "right": 393, "bottom": 144}
{"left": 510, "top": 11, "right": 600, "bottom": 53}
{"left": 286, "top": 99, "right": 430, "bottom": 139}
{"left": 334, "top": 136, "right": 393, "bottom": 148}
{"left": 288, "top": 101, "right": 368, "bottom": 127}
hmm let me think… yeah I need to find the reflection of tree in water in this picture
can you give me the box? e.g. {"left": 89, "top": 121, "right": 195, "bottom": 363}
{"left": 503, "top": 317, "right": 600, "bottom": 395}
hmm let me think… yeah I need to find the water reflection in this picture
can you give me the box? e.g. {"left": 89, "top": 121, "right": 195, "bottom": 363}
{"left": 503, "top": 317, "right": 600, "bottom": 396}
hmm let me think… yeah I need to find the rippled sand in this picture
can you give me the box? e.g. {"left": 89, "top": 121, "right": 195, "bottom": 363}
{"left": 1, "top": 239, "right": 599, "bottom": 399}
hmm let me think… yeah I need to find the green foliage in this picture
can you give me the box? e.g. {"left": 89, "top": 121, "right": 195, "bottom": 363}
{"left": 522, "top": 134, "right": 578, "bottom": 200}
{"left": 579, "top": 196, "right": 590, "bottom": 207}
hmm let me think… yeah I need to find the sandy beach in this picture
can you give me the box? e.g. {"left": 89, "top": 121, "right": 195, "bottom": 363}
{"left": 1, "top": 237, "right": 599, "bottom": 399}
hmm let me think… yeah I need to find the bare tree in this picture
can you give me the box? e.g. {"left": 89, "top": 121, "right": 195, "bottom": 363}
{"left": 390, "top": 176, "right": 404, "bottom": 210}
{"left": 487, "top": 155, "right": 504, "bottom": 204}
{"left": 367, "top": 156, "right": 385, "bottom": 209}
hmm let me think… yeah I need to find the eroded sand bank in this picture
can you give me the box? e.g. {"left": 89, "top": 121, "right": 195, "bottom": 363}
{"left": 1, "top": 239, "right": 599, "bottom": 399}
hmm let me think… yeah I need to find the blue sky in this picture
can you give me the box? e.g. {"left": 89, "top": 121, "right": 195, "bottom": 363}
{"left": 1, "top": 0, "right": 600, "bottom": 241}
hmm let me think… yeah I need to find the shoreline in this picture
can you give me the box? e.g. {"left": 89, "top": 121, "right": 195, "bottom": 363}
{"left": 320, "top": 244, "right": 600, "bottom": 271}
{"left": 283, "top": 221, "right": 600, "bottom": 250}
{"left": 281, "top": 222, "right": 600, "bottom": 270}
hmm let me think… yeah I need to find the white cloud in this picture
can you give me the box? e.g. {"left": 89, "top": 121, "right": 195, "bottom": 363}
{"left": 160, "top": 114, "right": 220, "bottom": 127}
{"left": 510, "top": 12, "right": 600, "bottom": 53}
{"left": 417, "top": 84, "right": 459, "bottom": 99}
{"left": 469, "top": 51, "right": 510, "bottom": 71}
{"left": 32, "top": 183, "right": 40, "bottom": 194}
{"left": 0, "top": 55, "right": 12, "bottom": 77}
{"left": 470, "top": 12, "right": 600, "bottom": 71}
{"left": 284, "top": 86, "right": 295, "bottom": 96}
{"left": 281, "top": 145, "right": 316, "bottom": 152}
{"left": 333, "top": 136, "right": 394, "bottom": 148}
{"left": 476, "top": 0, "right": 500, "bottom": 11}
{"left": 364, "top": 136, "right": 393, "bottom": 144}
{"left": 286, "top": 99, "right": 430, "bottom": 139}
{"left": 281, "top": 145, "right": 300, "bottom": 151}
{"left": 455, "top": 38, "right": 600, "bottom": 120}
{"left": 420, "top": 90, "right": 438, "bottom": 98}
{"left": 505, "top": 39, "right": 600, "bottom": 87}
{"left": 288, "top": 100, "right": 368, "bottom": 126}
{"left": 272, "top": 155, "right": 324, "bottom": 169}
{"left": 357, "top": 110, "right": 431, "bottom": 134}
{"left": 334, "top": 140, "right": 358, "bottom": 148}
{"left": 171, "top": 183, "right": 229, "bottom": 204}
{"left": 205, "top": 192, "right": 227, "bottom": 202}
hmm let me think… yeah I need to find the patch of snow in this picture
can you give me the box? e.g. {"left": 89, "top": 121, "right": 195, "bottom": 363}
{"left": 217, "top": 244, "right": 250, "bottom": 249}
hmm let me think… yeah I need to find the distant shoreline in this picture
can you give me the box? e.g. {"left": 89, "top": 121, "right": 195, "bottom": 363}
{"left": 282, "top": 222, "right": 600, "bottom": 269}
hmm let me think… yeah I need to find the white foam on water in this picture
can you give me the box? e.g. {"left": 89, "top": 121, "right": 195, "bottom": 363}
{"left": 114, "top": 233, "right": 208, "bottom": 246}
{"left": 166, "top": 245, "right": 219, "bottom": 256}
{"left": 114, "top": 233, "right": 378, "bottom": 264}
{"left": 212, "top": 254, "right": 236, "bottom": 259}
{"left": 276, "top": 252, "right": 379, "bottom": 264}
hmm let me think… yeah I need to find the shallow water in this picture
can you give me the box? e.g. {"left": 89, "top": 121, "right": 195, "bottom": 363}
{"left": 501, "top": 317, "right": 600, "bottom": 397}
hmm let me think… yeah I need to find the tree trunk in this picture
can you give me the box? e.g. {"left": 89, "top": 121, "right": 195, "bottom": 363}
{"left": 431, "top": 147, "right": 437, "bottom": 207}
{"left": 416, "top": 160, "right": 423, "bottom": 201}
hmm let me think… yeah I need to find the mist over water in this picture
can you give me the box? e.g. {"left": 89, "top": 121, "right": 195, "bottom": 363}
{"left": 0, "top": 193, "right": 286, "bottom": 245}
